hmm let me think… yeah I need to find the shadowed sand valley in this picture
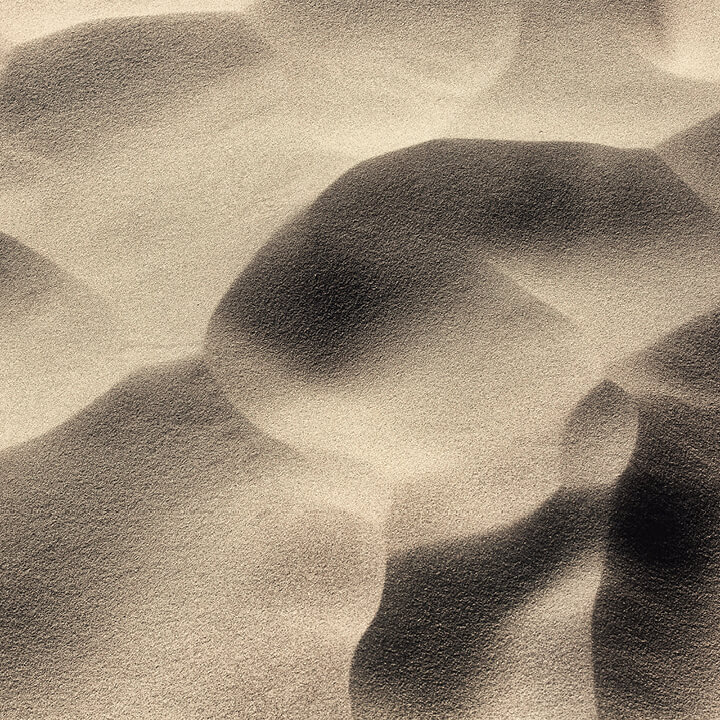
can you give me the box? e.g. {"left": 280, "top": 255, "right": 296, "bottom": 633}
{"left": 2, "top": 3, "right": 720, "bottom": 719}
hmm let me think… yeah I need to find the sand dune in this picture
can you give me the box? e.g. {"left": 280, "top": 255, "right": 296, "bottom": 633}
{"left": 208, "top": 138, "right": 720, "bottom": 370}
{"left": 204, "top": 136, "right": 719, "bottom": 550}
{"left": 0, "top": 351, "right": 632, "bottom": 719}
{"left": 611, "top": 308, "right": 720, "bottom": 405}
{"left": 1, "top": 7, "right": 719, "bottom": 717}
{"left": 0, "top": 230, "right": 132, "bottom": 446}
{"left": 349, "top": 313, "right": 720, "bottom": 720}
{"left": 0, "top": 5, "right": 513, "bottom": 353}
{"left": 0, "top": 5, "right": 711, "bottom": 358}
{"left": 560, "top": 381, "right": 639, "bottom": 492}
{"left": 460, "top": 0, "right": 720, "bottom": 146}
{"left": 594, "top": 398, "right": 720, "bottom": 719}
{"left": 350, "top": 378, "right": 638, "bottom": 719}
{"left": 2, "top": 127, "right": 717, "bottom": 717}
{"left": 0, "top": 229, "right": 102, "bottom": 323}
{"left": 0, "top": 356, "right": 387, "bottom": 718}
{"left": 351, "top": 485, "right": 610, "bottom": 719}
{"left": 587, "top": 307, "right": 720, "bottom": 719}
{"left": 198, "top": 135, "right": 667, "bottom": 720}
{"left": 203, "top": 136, "right": 720, "bottom": 719}
{"left": 657, "top": 110, "right": 720, "bottom": 212}
{"left": 205, "top": 141, "right": 622, "bottom": 502}
{"left": 0, "top": 12, "right": 265, "bottom": 154}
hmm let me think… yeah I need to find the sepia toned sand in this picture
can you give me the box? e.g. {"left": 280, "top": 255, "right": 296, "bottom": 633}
{"left": 1, "top": 3, "right": 720, "bottom": 719}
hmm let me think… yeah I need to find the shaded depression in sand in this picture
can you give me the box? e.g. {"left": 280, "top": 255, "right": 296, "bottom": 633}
{"left": 1, "top": 5, "right": 720, "bottom": 719}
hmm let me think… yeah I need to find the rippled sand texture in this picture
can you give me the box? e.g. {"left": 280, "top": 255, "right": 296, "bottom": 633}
{"left": 1, "top": 2, "right": 720, "bottom": 719}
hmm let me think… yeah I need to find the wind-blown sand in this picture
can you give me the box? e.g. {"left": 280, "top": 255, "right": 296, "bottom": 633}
{"left": 1, "top": 5, "right": 720, "bottom": 718}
